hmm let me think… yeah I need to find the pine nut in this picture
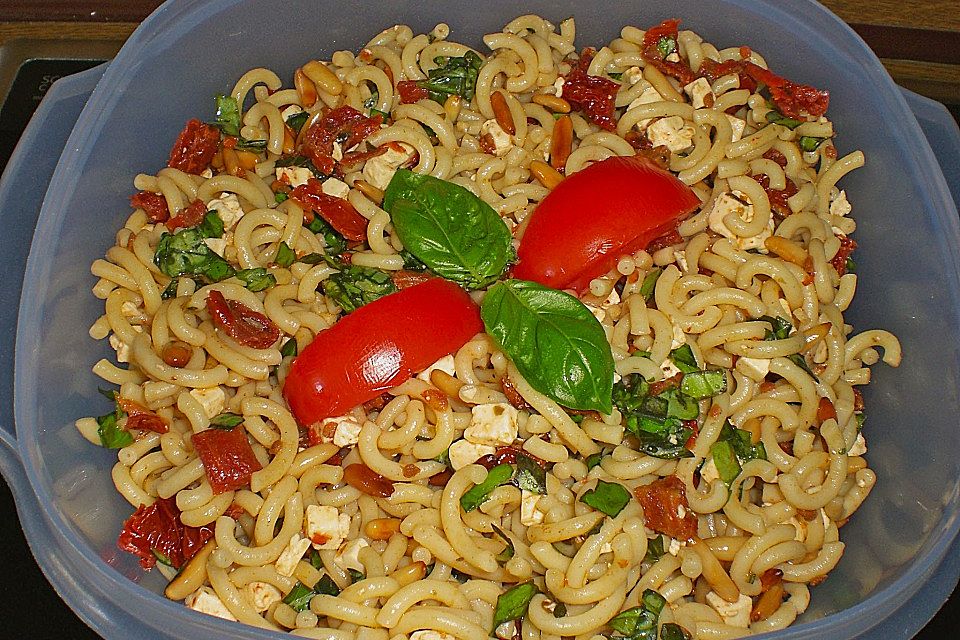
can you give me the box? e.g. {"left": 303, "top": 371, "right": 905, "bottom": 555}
{"left": 353, "top": 179, "right": 384, "bottom": 204}
{"left": 364, "top": 518, "right": 401, "bottom": 541}
{"left": 491, "top": 90, "right": 516, "bottom": 135}
{"left": 235, "top": 149, "right": 259, "bottom": 170}
{"left": 294, "top": 67, "right": 318, "bottom": 108}
{"left": 302, "top": 59, "right": 343, "bottom": 96}
{"left": 222, "top": 147, "right": 243, "bottom": 177}
{"left": 529, "top": 160, "right": 564, "bottom": 189}
{"left": 282, "top": 127, "right": 296, "bottom": 155}
{"left": 801, "top": 322, "right": 831, "bottom": 353}
{"left": 430, "top": 369, "right": 464, "bottom": 399}
{"left": 764, "top": 236, "right": 808, "bottom": 267}
{"left": 550, "top": 115, "right": 573, "bottom": 170}
{"left": 390, "top": 561, "right": 427, "bottom": 587}
{"left": 532, "top": 93, "right": 572, "bottom": 113}
{"left": 443, "top": 94, "right": 462, "bottom": 123}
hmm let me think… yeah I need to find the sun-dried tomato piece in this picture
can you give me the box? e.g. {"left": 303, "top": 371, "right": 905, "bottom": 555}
{"left": 561, "top": 48, "right": 621, "bottom": 131}
{"left": 397, "top": 80, "right": 429, "bottom": 104}
{"left": 300, "top": 106, "right": 383, "bottom": 175}
{"left": 649, "top": 372, "right": 684, "bottom": 397}
{"left": 830, "top": 234, "right": 857, "bottom": 276}
{"left": 192, "top": 426, "right": 263, "bottom": 494}
{"left": 117, "top": 398, "right": 169, "bottom": 434}
{"left": 762, "top": 148, "right": 788, "bottom": 168}
{"left": 634, "top": 475, "right": 698, "bottom": 541}
{"left": 339, "top": 144, "right": 389, "bottom": 169}
{"left": 168, "top": 119, "right": 220, "bottom": 175}
{"left": 343, "top": 463, "right": 395, "bottom": 497}
{"left": 640, "top": 19, "right": 698, "bottom": 86}
{"left": 117, "top": 496, "right": 213, "bottom": 569}
{"left": 501, "top": 375, "right": 532, "bottom": 411}
{"left": 852, "top": 388, "right": 864, "bottom": 412}
{"left": 205, "top": 290, "right": 282, "bottom": 349}
{"left": 130, "top": 191, "right": 169, "bottom": 223}
{"left": 699, "top": 57, "right": 828, "bottom": 119}
{"left": 289, "top": 178, "right": 369, "bottom": 241}
{"left": 475, "top": 445, "right": 547, "bottom": 470}
{"left": 391, "top": 270, "right": 433, "bottom": 289}
{"left": 164, "top": 199, "right": 208, "bottom": 231}
{"left": 816, "top": 397, "right": 838, "bottom": 425}
{"left": 751, "top": 173, "right": 799, "bottom": 220}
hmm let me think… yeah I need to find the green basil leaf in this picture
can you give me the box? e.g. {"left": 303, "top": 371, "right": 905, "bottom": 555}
{"left": 799, "top": 135, "right": 826, "bottom": 152}
{"left": 644, "top": 535, "right": 666, "bottom": 563}
{"left": 657, "top": 36, "right": 677, "bottom": 59}
{"left": 347, "top": 569, "right": 365, "bottom": 583}
{"left": 580, "top": 479, "right": 631, "bottom": 516}
{"left": 788, "top": 353, "right": 820, "bottom": 382}
{"left": 275, "top": 192, "right": 289, "bottom": 204}
{"left": 481, "top": 279, "right": 614, "bottom": 413}
{"left": 419, "top": 51, "right": 483, "bottom": 103}
{"left": 154, "top": 228, "right": 235, "bottom": 282}
{"left": 759, "top": 315, "right": 793, "bottom": 341}
{"left": 161, "top": 278, "right": 179, "bottom": 299}
{"left": 461, "top": 464, "right": 513, "bottom": 512}
{"left": 669, "top": 344, "right": 698, "bottom": 374}
{"left": 553, "top": 602, "right": 567, "bottom": 617}
{"left": 214, "top": 94, "right": 241, "bottom": 137}
{"left": 765, "top": 110, "right": 804, "bottom": 129}
{"left": 322, "top": 264, "right": 397, "bottom": 313}
{"left": 210, "top": 412, "right": 244, "bottom": 429}
{"left": 661, "top": 622, "right": 693, "bottom": 640}
{"left": 718, "top": 421, "right": 767, "bottom": 463}
{"left": 491, "top": 523, "right": 515, "bottom": 562}
{"left": 585, "top": 452, "right": 605, "bottom": 471}
{"left": 280, "top": 338, "right": 298, "bottom": 358}
{"left": 491, "top": 582, "right": 539, "bottom": 635}
{"left": 314, "top": 573, "right": 340, "bottom": 596}
{"left": 608, "top": 607, "right": 657, "bottom": 636}
{"left": 399, "top": 248, "right": 428, "bottom": 271}
{"left": 309, "top": 549, "right": 324, "bottom": 571}
{"left": 96, "top": 410, "right": 133, "bottom": 449}
{"left": 305, "top": 215, "right": 347, "bottom": 255}
{"left": 97, "top": 387, "right": 118, "bottom": 402}
{"left": 234, "top": 137, "right": 267, "bottom": 152}
{"left": 845, "top": 256, "right": 857, "bottom": 274}
{"left": 384, "top": 169, "right": 513, "bottom": 290}
{"left": 711, "top": 440, "right": 741, "bottom": 485}
{"left": 855, "top": 412, "right": 865, "bottom": 432}
{"left": 276, "top": 154, "right": 328, "bottom": 178}
{"left": 275, "top": 241, "right": 296, "bottom": 267}
{"left": 608, "top": 71, "right": 624, "bottom": 81}
{"left": 513, "top": 453, "right": 546, "bottom": 494}
{"left": 151, "top": 549, "right": 174, "bottom": 567}
{"left": 631, "top": 424, "right": 694, "bottom": 459}
{"left": 285, "top": 110, "right": 310, "bottom": 134}
{"left": 680, "top": 370, "right": 727, "bottom": 399}
{"left": 282, "top": 582, "right": 315, "bottom": 612}
{"left": 641, "top": 589, "right": 667, "bottom": 616}
{"left": 235, "top": 267, "right": 277, "bottom": 292}
{"left": 198, "top": 210, "right": 225, "bottom": 239}
{"left": 639, "top": 267, "right": 663, "bottom": 301}
{"left": 665, "top": 389, "right": 699, "bottom": 420}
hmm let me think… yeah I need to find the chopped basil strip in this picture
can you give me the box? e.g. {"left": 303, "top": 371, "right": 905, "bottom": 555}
{"left": 585, "top": 451, "right": 605, "bottom": 471}
{"left": 322, "top": 262, "right": 397, "bottom": 313}
{"left": 98, "top": 387, "right": 118, "bottom": 402}
{"left": 315, "top": 574, "right": 340, "bottom": 596}
{"left": 661, "top": 623, "right": 693, "bottom": 640}
{"left": 433, "top": 447, "right": 450, "bottom": 466}
{"left": 711, "top": 421, "right": 767, "bottom": 485}
{"left": 460, "top": 463, "right": 513, "bottom": 512}
{"left": 608, "top": 71, "right": 624, "bottom": 81}
{"left": 418, "top": 51, "right": 483, "bottom": 103}
{"left": 198, "top": 210, "right": 225, "bottom": 239}
{"left": 384, "top": 169, "right": 514, "bottom": 290}
{"left": 759, "top": 315, "right": 792, "bottom": 340}
{"left": 657, "top": 36, "right": 677, "bottom": 59}
{"left": 639, "top": 267, "right": 662, "bottom": 301}
{"left": 309, "top": 549, "right": 324, "bottom": 571}
{"left": 280, "top": 338, "right": 298, "bottom": 358}
{"left": 275, "top": 192, "right": 289, "bottom": 204}
{"left": 608, "top": 589, "right": 667, "bottom": 638}
{"left": 787, "top": 353, "right": 819, "bottom": 381}
{"left": 580, "top": 479, "right": 631, "bottom": 516}
{"left": 798, "top": 135, "right": 826, "bottom": 152}
{"left": 845, "top": 256, "right": 857, "bottom": 273}
{"left": 275, "top": 241, "right": 296, "bottom": 267}
{"left": 210, "top": 412, "right": 244, "bottom": 429}
{"left": 553, "top": 602, "right": 567, "bottom": 618}
{"left": 154, "top": 227, "right": 235, "bottom": 282}
{"left": 644, "top": 535, "right": 666, "bottom": 563}
{"left": 348, "top": 569, "right": 365, "bottom": 583}
{"left": 234, "top": 137, "right": 267, "bottom": 152}
{"left": 491, "top": 582, "right": 539, "bottom": 635}
{"left": 285, "top": 110, "right": 310, "bottom": 133}
{"left": 151, "top": 549, "right": 174, "bottom": 567}
{"left": 855, "top": 412, "right": 865, "bottom": 432}
{"left": 669, "top": 345, "right": 698, "bottom": 374}
{"left": 513, "top": 453, "right": 546, "bottom": 495}
{"left": 305, "top": 215, "right": 347, "bottom": 255}
{"left": 161, "top": 278, "right": 179, "bottom": 299}
{"left": 481, "top": 279, "right": 615, "bottom": 413}
{"left": 680, "top": 370, "right": 727, "bottom": 399}
{"left": 96, "top": 406, "right": 133, "bottom": 449}
{"left": 214, "top": 94, "right": 241, "bottom": 137}
{"left": 492, "top": 523, "right": 515, "bottom": 562}
{"left": 711, "top": 440, "right": 741, "bottom": 485}
{"left": 614, "top": 374, "right": 695, "bottom": 459}
{"left": 399, "top": 248, "right": 428, "bottom": 271}
{"left": 282, "top": 582, "right": 315, "bottom": 612}
{"left": 235, "top": 267, "right": 277, "bottom": 292}
{"left": 765, "top": 110, "right": 804, "bottom": 130}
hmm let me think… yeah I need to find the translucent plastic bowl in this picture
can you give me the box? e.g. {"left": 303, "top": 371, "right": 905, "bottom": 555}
{"left": 1, "top": 1, "right": 959, "bottom": 638}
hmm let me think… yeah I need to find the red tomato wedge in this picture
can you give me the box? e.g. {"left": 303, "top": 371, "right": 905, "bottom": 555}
{"left": 513, "top": 156, "right": 701, "bottom": 291}
{"left": 284, "top": 279, "right": 482, "bottom": 424}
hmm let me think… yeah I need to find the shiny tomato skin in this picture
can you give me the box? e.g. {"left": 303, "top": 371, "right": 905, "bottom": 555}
{"left": 514, "top": 156, "right": 701, "bottom": 291}
{"left": 284, "top": 279, "right": 481, "bottom": 424}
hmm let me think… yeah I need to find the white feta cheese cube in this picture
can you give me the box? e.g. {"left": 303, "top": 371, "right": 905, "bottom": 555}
{"left": 200, "top": 168, "right": 214, "bottom": 179}
{"left": 830, "top": 190, "right": 852, "bottom": 217}
{"left": 670, "top": 322, "right": 687, "bottom": 350}
{"left": 738, "top": 356, "right": 771, "bottom": 379}
{"left": 552, "top": 77, "right": 565, "bottom": 97}
{"left": 465, "top": 403, "right": 520, "bottom": 446}
{"left": 334, "top": 538, "right": 370, "bottom": 573}
{"left": 520, "top": 489, "right": 545, "bottom": 526}
{"left": 448, "top": 439, "right": 496, "bottom": 470}
{"left": 668, "top": 537, "right": 683, "bottom": 556}
{"left": 480, "top": 119, "right": 514, "bottom": 156}
{"left": 109, "top": 334, "right": 130, "bottom": 363}
{"left": 280, "top": 105, "right": 303, "bottom": 120}
{"left": 321, "top": 177, "right": 350, "bottom": 199}
{"left": 674, "top": 250, "right": 688, "bottom": 272}
{"left": 189, "top": 387, "right": 226, "bottom": 420}
{"left": 120, "top": 301, "right": 140, "bottom": 318}
{"left": 622, "top": 66, "right": 643, "bottom": 86}
{"left": 314, "top": 415, "right": 362, "bottom": 447}
{"left": 185, "top": 586, "right": 237, "bottom": 621}
{"left": 627, "top": 85, "right": 664, "bottom": 131}
{"left": 707, "top": 190, "right": 774, "bottom": 252}
{"left": 331, "top": 141, "right": 343, "bottom": 161}
{"left": 416, "top": 354, "right": 457, "bottom": 383}
{"left": 362, "top": 142, "right": 416, "bottom": 190}
{"left": 206, "top": 193, "right": 244, "bottom": 230}
{"left": 410, "top": 632, "right": 457, "bottom": 640}
{"left": 683, "top": 77, "right": 713, "bottom": 109}
{"left": 661, "top": 358, "right": 682, "bottom": 379}
{"left": 848, "top": 432, "right": 867, "bottom": 456}
{"left": 243, "top": 581, "right": 282, "bottom": 612}
{"left": 204, "top": 237, "right": 227, "bottom": 256}
{"left": 275, "top": 166, "right": 314, "bottom": 189}
{"left": 647, "top": 115, "right": 695, "bottom": 153}
{"left": 705, "top": 591, "right": 752, "bottom": 628}
{"left": 725, "top": 115, "right": 746, "bottom": 142}
{"left": 305, "top": 504, "right": 351, "bottom": 550}
{"left": 700, "top": 457, "right": 721, "bottom": 484}
{"left": 275, "top": 533, "right": 311, "bottom": 576}
{"left": 665, "top": 52, "right": 681, "bottom": 63}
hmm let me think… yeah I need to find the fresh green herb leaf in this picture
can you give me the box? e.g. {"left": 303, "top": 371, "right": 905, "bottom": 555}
{"left": 461, "top": 463, "right": 513, "bottom": 512}
{"left": 285, "top": 110, "right": 310, "bottom": 134}
{"left": 161, "top": 278, "right": 179, "bottom": 299}
{"left": 214, "top": 94, "right": 241, "bottom": 137}
{"left": 151, "top": 549, "right": 174, "bottom": 567}
{"left": 347, "top": 569, "right": 365, "bottom": 583}
{"left": 855, "top": 412, "right": 865, "bottom": 432}
{"left": 845, "top": 256, "right": 856, "bottom": 273}
{"left": 759, "top": 315, "right": 793, "bottom": 341}
{"left": 657, "top": 36, "right": 677, "bottom": 59}
{"left": 234, "top": 137, "right": 267, "bottom": 152}
{"left": 644, "top": 535, "right": 666, "bottom": 563}
{"left": 710, "top": 440, "right": 741, "bottom": 485}
{"left": 680, "top": 370, "right": 727, "bottom": 399}
{"left": 608, "top": 606, "right": 657, "bottom": 637}
{"left": 451, "top": 568, "right": 470, "bottom": 583}
{"left": 798, "top": 135, "right": 826, "bottom": 152}
{"left": 154, "top": 228, "right": 236, "bottom": 282}
{"left": 491, "top": 582, "right": 539, "bottom": 635}
{"left": 384, "top": 169, "right": 514, "bottom": 290}
{"left": 492, "top": 523, "right": 515, "bottom": 562}
{"left": 711, "top": 421, "right": 767, "bottom": 485}
{"left": 552, "top": 601, "right": 567, "bottom": 617}
{"left": 322, "top": 261, "right": 397, "bottom": 313}
{"left": 614, "top": 374, "right": 694, "bottom": 459}
{"left": 666, "top": 389, "right": 699, "bottom": 420}
{"left": 608, "top": 71, "right": 624, "bottom": 81}
{"left": 787, "top": 353, "right": 819, "bottom": 382}
{"left": 235, "top": 267, "right": 277, "bottom": 292}
{"left": 96, "top": 409, "right": 133, "bottom": 449}
{"left": 481, "top": 279, "right": 615, "bottom": 413}
{"left": 305, "top": 215, "right": 347, "bottom": 255}
{"left": 309, "top": 549, "right": 324, "bottom": 571}
{"left": 765, "top": 110, "right": 804, "bottom": 130}
{"left": 275, "top": 241, "right": 296, "bottom": 267}
{"left": 434, "top": 447, "right": 450, "bottom": 466}
{"left": 210, "top": 412, "right": 244, "bottom": 429}
{"left": 669, "top": 344, "right": 698, "bottom": 374}
{"left": 580, "top": 480, "right": 631, "bottom": 516}
{"left": 315, "top": 574, "right": 340, "bottom": 596}
{"left": 418, "top": 51, "right": 483, "bottom": 103}
{"left": 97, "top": 387, "right": 118, "bottom": 402}
{"left": 639, "top": 268, "right": 662, "bottom": 301}
{"left": 513, "top": 452, "right": 547, "bottom": 495}
{"left": 642, "top": 589, "right": 667, "bottom": 616}
{"left": 297, "top": 252, "right": 326, "bottom": 265}
{"left": 275, "top": 192, "right": 289, "bottom": 204}
{"left": 585, "top": 451, "right": 605, "bottom": 471}
{"left": 280, "top": 338, "right": 298, "bottom": 358}
{"left": 660, "top": 622, "right": 693, "bottom": 640}
{"left": 283, "top": 582, "right": 315, "bottom": 612}
{"left": 197, "top": 210, "right": 225, "bottom": 239}
{"left": 399, "top": 248, "right": 428, "bottom": 271}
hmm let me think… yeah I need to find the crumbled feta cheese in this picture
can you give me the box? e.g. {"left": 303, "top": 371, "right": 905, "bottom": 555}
{"left": 321, "top": 177, "right": 350, "bottom": 199}
{"left": 812, "top": 339, "right": 829, "bottom": 364}
{"left": 189, "top": 387, "right": 226, "bottom": 420}
{"left": 661, "top": 359, "right": 682, "bottom": 379}
{"left": 185, "top": 586, "right": 237, "bottom": 621}
{"left": 705, "top": 592, "right": 752, "bottom": 628}
{"left": 109, "top": 334, "right": 130, "bottom": 363}
{"left": 738, "top": 356, "right": 771, "bottom": 379}
{"left": 410, "top": 632, "right": 457, "bottom": 640}
{"left": 243, "top": 581, "right": 283, "bottom": 612}
{"left": 276, "top": 166, "right": 313, "bottom": 189}
{"left": 647, "top": 115, "right": 695, "bottom": 153}
{"left": 627, "top": 85, "right": 664, "bottom": 131}
{"left": 206, "top": 193, "right": 244, "bottom": 230}
{"left": 305, "top": 504, "right": 351, "bottom": 550}
{"left": 552, "top": 77, "right": 565, "bottom": 97}
{"left": 671, "top": 322, "right": 687, "bottom": 350}
{"left": 587, "top": 288, "right": 621, "bottom": 322}
{"left": 520, "top": 489, "right": 545, "bottom": 526}
{"left": 334, "top": 538, "right": 369, "bottom": 573}
{"left": 280, "top": 105, "right": 303, "bottom": 120}
{"left": 448, "top": 439, "right": 496, "bottom": 470}
{"left": 707, "top": 190, "right": 774, "bottom": 252}
{"left": 683, "top": 77, "right": 713, "bottom": 109}
{"left": 725, "top": 115, "right": 746, "bottom": 142}
{"left": 120, "top": 301, "right": 139, "bottom": 318}
{"left": 314, "top": 415, "right": 362, "bottom": 447}
{"left": 496, "top": 622, "right": 517, "bottom": 640}
{"left": 362, "top": 142, "right": 416, "bottom": 190}
{"left": 464, "top": 403, "right": 519, "bottom": 446}
{"left": 700, "top": 458, "right": 721, "bottom": 484}
{"left": 204, "top": 237, "right": 227, "bottom": 256}
{"left": 200, "top": 168, "right": 214, "bottom": 179}
{"left": 665, "top": 52, "right": 681, "bottom": 63}
{"left": 622, "top": 66, "right": 643, "bottom": 86}
{"left": 848, "top": 432, "right": 867, "bottom": 456}
{"left": 331, "top": 141, "right": 343, "bottom": 162}
{"left": 275, "top": 533, "right": 311, "bottom": 576}
{"left": 674, "top": 250, "right": 688, "bottom": 272}
{"left": 416, "top": 354, "right": 457, "bottom": 383}
{"left": 480, "top": 119, "right": 514, "bottom": 156}
{"left": 830, "top": 190, "right": 852, "bottom": 217}
{"left": 668, "top": 537, "right": 683, "bottom": 556}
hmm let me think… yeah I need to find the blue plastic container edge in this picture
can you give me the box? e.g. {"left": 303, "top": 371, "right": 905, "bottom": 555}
{"left": 4, "top": 1, "right": 960, "bottom": 638}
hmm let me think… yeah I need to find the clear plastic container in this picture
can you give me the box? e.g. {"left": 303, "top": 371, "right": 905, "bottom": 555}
{"left": 1, "top": 1, "right": 959, "bottom": 638}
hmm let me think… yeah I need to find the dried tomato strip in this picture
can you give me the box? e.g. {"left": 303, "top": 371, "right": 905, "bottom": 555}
{"left": 634, "top": 475, "right": 698, "bottom": 541}
{"left": 205, "top": 290, "right": 282, "bottom": 349}
{"left": 640, "top": 19, "right": 698, "bottom": 86}
{"left": 343, "top": 463, "right": 395, "bottom": 497}
{"left": 192, "top": 426, "right": 263, "bottom": 494}
{"left": 561, "top": 48, "right": 621, "bottom": 131}
{"left": 289, "top": 178, "right": 369, "bottom": 241}
{"left": 167, "top": 119, "right": 220, "bottom": 175}
{"left": 397, "top": 80, "right": 429, "bottom": 104}
{"left": 752, "top": 173, "right": 799, "bottom": 220}
{"left": 830, "top": 235, "right": 857, "bottom": 276}
{"left": 164, "top": 199, "right": 208, "bottom": 231}
{"left": 130, "top": 191, "right": 169, "bottom": 223}
{"left": 300, "top": 106, "right": 383, "bottom": 175}
{"left": 117, "top": 496, "right": 213, "bottom": 569}
{"left": 117, "top": 398, "right": 169, "bottom": 434}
